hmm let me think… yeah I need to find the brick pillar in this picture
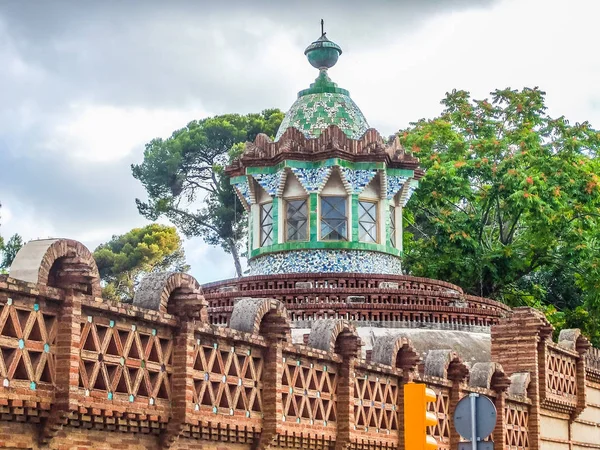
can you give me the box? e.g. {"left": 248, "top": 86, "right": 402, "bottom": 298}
{"left": 256, "top": 338, "right": 284, "bottom": 450}
{"left": 491, "top": 307, "right": 553, "bottom": 450}
{"left": 335, "top": 356, "right": 357, "bottom": 450}
{"left": 41, "top": 288, "right": 81, "bottom": 444}
{"left": 492, "top": 391, "right": 506, "bottom": 448}
{"left": 335, "top": 332, "right": 361, "bottom": 450}
{"left": 397, "top": 369, "right": 416, "bottom": 450}
{"left": 448, "top": 379, "right": 465, "bottom": 449}
{"left": 161, "top": 320, "right": 195, "bottom": 448}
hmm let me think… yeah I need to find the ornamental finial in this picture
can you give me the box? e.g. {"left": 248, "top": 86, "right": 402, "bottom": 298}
{"left": 304, "top": 21, "right": 342, "bottom": 71}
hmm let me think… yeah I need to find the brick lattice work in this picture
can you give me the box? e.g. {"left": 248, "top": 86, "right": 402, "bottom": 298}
{"left": 427, "top": 386, "right": 451, "bottom": 449}
{"left": 280, "top": 353, "right": 338, "bottom": 426}
{"left": 353, "top": 369, "right": 399, "bottom": 435}
{"left": 504, "top": 400, "right": 530, "bottom": 450}
{"left": 191, "top": 337, "right": 263, "bottom": 420}
{"left": 78, "top": 316, "right": 173, "bottom": 403}
{"left": 545, "top": 346, "right": 577, "bottom": 403}
{"left": 0, "top": 238, "right": 598, "bottom": 449}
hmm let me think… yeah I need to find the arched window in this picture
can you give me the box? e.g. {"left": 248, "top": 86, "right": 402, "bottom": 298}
{"left": 320, "top": 168, "right": 348, "bottom": 241}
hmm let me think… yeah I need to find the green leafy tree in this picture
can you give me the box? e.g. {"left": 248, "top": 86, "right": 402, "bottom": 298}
{"left": 132, "top": 109, "right": 284, "bottom": 277}
{"left": 400, "top": 87, "right": 600, "bottom": 343}
{"left": 93, "top": 224, "right": 189, "bottom": 301}
{"left": 0, "top": 234, "right": 24, "bottom": 271}
{"left": 0, "top": 202, "right": 24, "bottom": 274}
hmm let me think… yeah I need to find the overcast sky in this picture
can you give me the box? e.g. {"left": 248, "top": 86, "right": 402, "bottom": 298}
{"left": 1, "top": 0, "right": 599, "bottom": 284}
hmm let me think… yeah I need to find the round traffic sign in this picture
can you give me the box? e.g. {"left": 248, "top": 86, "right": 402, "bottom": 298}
{"left": 453, "top": 394, "right": 497, "bottom": 440}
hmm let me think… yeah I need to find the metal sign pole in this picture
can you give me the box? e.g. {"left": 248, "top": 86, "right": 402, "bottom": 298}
{"left": 470, "top": 393, "right": 478, "bottom": 450}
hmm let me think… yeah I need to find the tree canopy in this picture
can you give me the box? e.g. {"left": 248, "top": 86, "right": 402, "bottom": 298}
{"left": 400, "top": 87, "right": 600, "bottom": 344}
{"left": 0, "top": 203, "right": 23, "bottom": 274}
{"left": 0, "top": 234, "right": 23, "bottom": 272}
{"left": 93, "top": 224, "right": 189, "bottom": 301}
{"left": 132, "top": 109, "right": 284, "bottom": 276}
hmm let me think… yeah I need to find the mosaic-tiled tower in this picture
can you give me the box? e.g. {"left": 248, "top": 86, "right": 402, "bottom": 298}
{"left": 227, "top": 29, "right": 423, "bottom": 276}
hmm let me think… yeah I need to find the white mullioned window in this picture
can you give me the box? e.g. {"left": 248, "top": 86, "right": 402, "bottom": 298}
{"left": 358, "top": 200, "right": 378, "bottom": 243}
{"left": 286, "top": 198, "right": 308, "bottom": 241}
{"left": 321, "top": 196, "right": 348, "bottom": 241}
{"left": 259, "top": 202, "right": 273, "bottom": 246}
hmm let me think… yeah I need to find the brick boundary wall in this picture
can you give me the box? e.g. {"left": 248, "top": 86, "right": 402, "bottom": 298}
{"left": 0, "top": 238, "right": 595, "bottom": 449}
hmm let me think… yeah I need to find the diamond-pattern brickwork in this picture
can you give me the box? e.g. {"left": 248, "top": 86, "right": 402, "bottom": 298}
{"left": 281, "top": 353, "right": 338, "bottom": 426}
{"left": 353, "top": 370, "right": 399, "bottom": 435}
{"left": 78, "top": 315, "right": 173, "bottom": 404}
{"left": 190, "top": 337, "right": 263, "bottom": 421}
{"left": 546, "top": 348, "right": 577, "bottom": 402}
{"left": 427, "top": 387, "right": 450, "bottom": 449}
{"left": 0, "top": 296, "right": 57, "bottom": 390}
{"left": 505, "top": 401, "right": 529, "bottom": 450}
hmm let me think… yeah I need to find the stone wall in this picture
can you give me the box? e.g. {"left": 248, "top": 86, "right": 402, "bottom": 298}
{"left": 0, "top": 238, "right": 597, "bottom": 449}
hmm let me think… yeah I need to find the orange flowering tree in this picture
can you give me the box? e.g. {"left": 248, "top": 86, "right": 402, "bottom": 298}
{"left": 400, "top": 87, "right": 600, "bottom": 343}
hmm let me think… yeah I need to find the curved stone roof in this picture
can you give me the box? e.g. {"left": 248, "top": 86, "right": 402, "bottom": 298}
{"left": 292, "top": 326, "right": 491, "bottom": 365}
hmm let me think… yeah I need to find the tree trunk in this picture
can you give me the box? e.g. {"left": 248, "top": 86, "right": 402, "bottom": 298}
{"left": 228, "top": 239, "right": 243, "bottom": 278}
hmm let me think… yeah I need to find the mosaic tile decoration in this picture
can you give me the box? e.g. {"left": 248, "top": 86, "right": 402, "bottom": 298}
{"left": 339, "top": 168, "right": 377, "bottom": 194}
{"left": 248, "top": 249, "right": 402, "bottom": 275}
{"left": 290, "top": 167, "right": 332, "bottom": 193}
{"left": 275, "top": 92, "right": 369, "bottom": 142}
{"left": 253, "top": 171, "right": 284, "bottom": 197}
{"left": 402, "top": 184, "right": 417, "bottom": 206}
{"left": 233, "top": 178, "right": 251, "bottom": 206}
{"left": 386, "top": 175, "right": 409, "bottom": 199}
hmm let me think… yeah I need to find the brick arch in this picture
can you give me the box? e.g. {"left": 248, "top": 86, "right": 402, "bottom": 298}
{"left": 229, "top": 298, "right": 291, "bottom": 341}
{"left": 424, "top": 349, "right": 469, "bottom": 381}
{"left": 9, "top": 238, "right": 101, "bottom": 296}
{"left": 469, "top": 362, "right": 510, "bottom": 391}
{"left": 307, "top": 319, "right": 361, "bottom": 356}
{"left": 133, "top": 272, "right": 207, "bottom": 320}
{"left": 371, "top": 335, "right": 421, "bottom": 371}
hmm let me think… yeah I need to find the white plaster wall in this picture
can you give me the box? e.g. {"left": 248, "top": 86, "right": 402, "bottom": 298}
{"left": 321, "top": 169, "right": 347, "bottom": 195}
{"left": 251, "top": 204, "right": 260, "bottom": 250}
{"left": 540, "top": 414, "right": 570, "bottom": 441}
{"left": 571, "top": 385, "right": 600, "bottom": 446}
{"left": 283, "top": 171, "right": 308, "bottom": 198}
{"left": 255, "top": 181, "right": 272, "bottom": 204}
{"left": 359, "top": 174, "right": 380, "bottom": 200}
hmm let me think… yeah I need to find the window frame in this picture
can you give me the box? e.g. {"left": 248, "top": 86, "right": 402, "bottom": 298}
{"left": 259, "top": 201, "right": 274, "bottom": 247}
{"left": 389, "top": 204, "right": 396, "bottom": 248}
{"left": 358, "top": 199, "right": 379, "bottom": 244}
{"left": 319, "top": 194, "right": 349, "bottom": 241}
{"left": 284, "top": 196, "right": 310, "bottom": 242}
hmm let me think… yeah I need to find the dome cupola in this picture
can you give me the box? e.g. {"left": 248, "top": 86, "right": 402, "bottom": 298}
{"left": 226, "top": 24, "right": 423, "bottom": 277}
{"left": 274, "top": 23, "right": 369, "bottom": 141}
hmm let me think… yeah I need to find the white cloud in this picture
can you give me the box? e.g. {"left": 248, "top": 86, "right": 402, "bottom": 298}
{"left": 2, "top": 0, "right": 600, "bottom": 284}
{"left": 46, "top": 104, "right": 211, "bottom": 162}
{"left": 343, "top": 0, "right": 600, "bottom": 136}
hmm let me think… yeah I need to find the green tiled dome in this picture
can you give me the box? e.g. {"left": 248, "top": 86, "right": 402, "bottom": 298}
{"left": 275, "top": 71, "right": 369, "bottom": 141}
{"left": 275, "top": 31, "right": 369, "bottom": 142}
